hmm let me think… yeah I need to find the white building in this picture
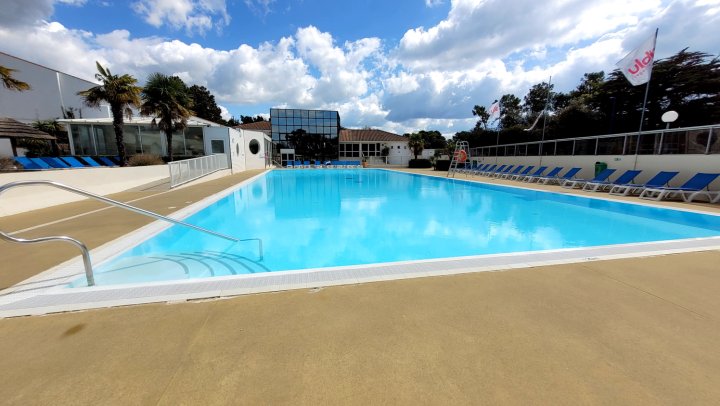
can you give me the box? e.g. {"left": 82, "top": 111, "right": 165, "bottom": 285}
{"left": 339, "top": 129, "right": 411, "bottom": 165}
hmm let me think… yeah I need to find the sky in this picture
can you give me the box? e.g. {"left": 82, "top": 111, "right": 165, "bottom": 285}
{"left": 0, "top": 0, "right": 719, "bottom": 136}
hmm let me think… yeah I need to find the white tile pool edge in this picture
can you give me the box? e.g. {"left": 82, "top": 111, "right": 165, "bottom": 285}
{"left": 2, "top": 169, "right": 720, "bottom": 318}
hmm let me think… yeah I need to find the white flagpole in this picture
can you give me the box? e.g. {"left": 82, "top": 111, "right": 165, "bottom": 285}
{"left": 540, "top": 75, "right": 552, "bottom": 166}
{"left": 634, "top": 28, "right": 659, "bottom": 170}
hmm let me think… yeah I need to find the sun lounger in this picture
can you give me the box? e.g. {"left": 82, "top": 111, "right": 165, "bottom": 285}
{"left": 484, "top": 164, "right": 507, "bottom": 177}
{"left": 638, "top": 172, "right": 720, "bottom": 203}
{"left": 491, "top": 165, "right": 515, "bottom": 178}
{"left": 13, "top": 157, "right": 47, "bottom": 170}
{"left": 498, "top": 165, "right": 525, "bottom": 179}
{"left": 98, "top": 157, "right": 118, "bottom": 166}
{"left": 562, "top": 168, "right": 616, "bottom": 189}
{"left": 508, "top": 166, "right": 534, "bottom": 180}
{"left": 475, "top": 164, "right": 495, "bottom": 176}
{"left": 537, "top": 167, "right": 581, "bottom": 185}
{"left": 79, "top": 156, "right": 103, "bottom": 167}
{"left": 517, "top": 166, "right": 547, "bottom": 182}
{"left": 525, "top": 166, "right": 562, "bottom": 183}
{"left": 40, "top": 157, "right": 70, "bottom": 169}
{"left": 583, "top": 170, "right": 642, "bottom": 192}
{"left": 608, "top": 171, "right": 678, "bottom": 196}
{"left": 60, "top": 156, "right": 89, "bottom": 168}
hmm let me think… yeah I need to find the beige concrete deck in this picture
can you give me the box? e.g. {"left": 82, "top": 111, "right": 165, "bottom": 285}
{"left": 1, "top": 168, "right": 720, "bottom": 404}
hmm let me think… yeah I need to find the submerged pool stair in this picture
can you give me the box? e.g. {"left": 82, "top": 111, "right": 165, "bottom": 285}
{"left": 0, "top": 180, "right": 263, "bottom": 287}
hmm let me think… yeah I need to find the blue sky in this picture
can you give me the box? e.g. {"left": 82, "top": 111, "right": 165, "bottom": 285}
{"left": 1, "top": 0, "right": 719, "bottom": 135}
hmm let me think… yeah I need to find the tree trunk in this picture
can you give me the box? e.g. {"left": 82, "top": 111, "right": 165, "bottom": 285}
{"left": 110, "top": 104, "right": 127, "bottom": 166}
{"left": 165, "top": 128, "right": 174, "bottom": 162}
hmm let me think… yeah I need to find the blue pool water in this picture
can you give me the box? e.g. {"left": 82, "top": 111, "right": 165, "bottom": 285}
{"left": 73, "top": 169, "right": 720, "bottom": 286}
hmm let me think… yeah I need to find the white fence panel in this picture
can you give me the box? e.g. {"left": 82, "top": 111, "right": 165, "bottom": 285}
{"left": 168, "top": 154, "right": 229, "bottom": 188}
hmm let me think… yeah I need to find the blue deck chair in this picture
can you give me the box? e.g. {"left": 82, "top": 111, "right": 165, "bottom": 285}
{"left": 499, "top": 165, "right": 524, "bottom": 179}
{"left": 608, "top": 171, "right": 678, "bottom": 196}
{"left": 40, "top": 157, "right": 70, "bottom": 169}
{"left": 562, "top": 168, "right": 616, "bottom": 189}
{"left": 79, "top": 156, "right": 103, "bottom": 167}
{"left": 525, "top": 166, "right": 561, "bottom": 183}
{"left": 517, "top": 166, "right": 547, "bottom": 182}
{"left": 60, "top": 156, "right": 88, "bottom": 168}
{"left": 538, "top": 167, "right": 581, "bottom": 185}
{"left": 583, "top": 170, "right": 642, "bottom": 192}
{"left": 509, "top": 166, "right": 534, "bottom": 181}
{"left": 314, "top": 160, "right": 322, "bottom": 168}
{"left": 639, "top": 173, "right": 720, "bottom": 203}
{"left": 303, "top": 160, "right": 311, "bottom": 168}
{"left": 491, "top": 165, "right": 515, "bottom": 178}
{"left": 294, "top": 160, "right": 302, "bottom": 168}
{"left": 14, "top": 157, "right": 46, "bottom": 170}
{"left": 483, "top": 164, "right": 506, "bottom": 177}
{"left": 470, "top": 163, "right": 491, "bottom": 175}
{"left": 98, "top": 157, "right": 118, "bottom": 166}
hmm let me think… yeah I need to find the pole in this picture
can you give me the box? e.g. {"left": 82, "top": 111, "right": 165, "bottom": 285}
{"left": 539, "top": 75, "right": 552, "bottom": 166}
{"left": 633, "top": 28, "right": 658, "bottom": 170}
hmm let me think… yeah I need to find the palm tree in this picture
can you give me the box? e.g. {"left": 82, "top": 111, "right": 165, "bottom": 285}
{"left": 1, "top": 65, "right": 31, "bottom": 91}
{"left": 78, "top": 62, "right": 141, "bottom": 166}
{"left": 408, "top": 133, "right": 425, "bottom": 160}
{"left": 140, "top": 73, "right": 193, "bottom": 162}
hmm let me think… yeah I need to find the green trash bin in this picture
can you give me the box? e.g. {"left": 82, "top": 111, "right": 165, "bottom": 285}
{"left": 594, "top": 161, "right": 608, "bottom": 177}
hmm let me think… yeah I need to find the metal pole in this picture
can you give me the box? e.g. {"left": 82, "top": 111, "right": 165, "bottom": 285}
{"left": 539, "top": 75, "right": 552, "bottom": 166}
{"left": 633, "top": 28, "right": 659, "bottom": 170}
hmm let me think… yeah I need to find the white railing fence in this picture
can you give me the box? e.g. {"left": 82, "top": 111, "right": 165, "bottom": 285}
{"left": 168, "top": 154, "right": 229, "bottom": 188}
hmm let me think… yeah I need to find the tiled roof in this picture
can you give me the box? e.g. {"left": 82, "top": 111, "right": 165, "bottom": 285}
{"left": 339, "top": 129, "right": 407, "bottom": 142}
{"left": 235, "top": 121, "right": 271, "bottom": 131}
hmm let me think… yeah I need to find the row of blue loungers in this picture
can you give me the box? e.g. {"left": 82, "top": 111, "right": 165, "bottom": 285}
{"left": 286, "top": 160, "right": 362, "bottom": 168}
{"left": 456, "top": 163, "right": 720, "bottom": 204}
{"left": 14, "top": 156, "right": 121, "bottom": 170}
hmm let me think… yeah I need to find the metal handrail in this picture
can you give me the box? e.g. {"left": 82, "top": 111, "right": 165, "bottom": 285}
{"left": 0, "top": 180, "right": 264, "bottom": 286}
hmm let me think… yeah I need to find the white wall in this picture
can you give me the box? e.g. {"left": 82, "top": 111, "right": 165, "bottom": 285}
{"left": 387, "top": 141, "right": 411, "bottom": 165}
{"left": 0, "top": 53, "right": 108, "bottom": 122}
{"left": 241, "top": 129, "right": 268, "bottom": 170}
{"left": 228, "top": 127, "right": 246, "bottom": 173}
{"left": 0, "top": 165, "right": 169, "bottom": 216}
{"left": 473, "top": 154, "right": 720, "bottom": 189}
{"left": 0, "top": 139, "right": 13, "bottom": 157}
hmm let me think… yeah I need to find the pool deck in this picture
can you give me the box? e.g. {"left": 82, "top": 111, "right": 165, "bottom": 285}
{"left": 2, "top": 168, "right": 720, "bottom": 404}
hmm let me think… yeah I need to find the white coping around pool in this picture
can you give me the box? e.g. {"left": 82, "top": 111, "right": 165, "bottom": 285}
{"left": 2, "top": 169, "right": 720, "bottom": 318}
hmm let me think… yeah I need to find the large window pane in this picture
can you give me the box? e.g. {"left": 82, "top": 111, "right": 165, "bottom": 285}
{"left": 94, "top": 125, "right": 118, "bottom": 155}
{"left": 185, "top": 127, "right": 204, "bottom": 156}
{"left": 123, "top": 125, "right": 142, "bottom": 154}
{"left": 72, "top": 124, "right": 94, "bottom": 155}
{"left": 140, "top": 128, "right": 163, "bottom": 155}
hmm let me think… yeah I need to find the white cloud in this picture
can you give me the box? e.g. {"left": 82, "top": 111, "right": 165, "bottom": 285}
{"left": 244, "top": 0, "right": 275, "bottom": 17}
{"left": 425, "top": 0, "right": 444, "bottom": 7}
{"left": 131, "top": 0, "right": 231, "bottom": 35}
{"left": 56, "top": 0, "right": 87, "bottom": 5}
{"left": 1, "top": 0, "right": 719, "bottom": 137}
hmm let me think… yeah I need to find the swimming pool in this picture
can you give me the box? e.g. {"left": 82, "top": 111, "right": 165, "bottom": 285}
{"left": 71, "top": 169, "right": 720, "bottom": 287}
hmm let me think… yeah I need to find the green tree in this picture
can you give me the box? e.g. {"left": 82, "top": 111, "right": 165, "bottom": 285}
{"left": 471, "top": 105, "right": 490, "bottom": 130}
{"left": 78, "top": 62, "right": 142, "bottom": 166}
{"left": 499, "top": 94, "right": 523, "bottom": 129}
{"left": 188, "top": 85, "right": 224, "bottom": 124}
{"left": 140, "top": 73, "right": 194, "bottom": 162}
{"left": 1, "top": 65, "right": 31, "bottom": 91}
{"left": 240, "top": 115, "right": 266, "bottom": 124}
{"left": 226, "top": 117, "right": 241, "bottom": 126}
{"left": 407, "top": 133, "right": 425, "bottom": 159}
{"left": 33, "top": 119, "right": 68, "bottom": 154}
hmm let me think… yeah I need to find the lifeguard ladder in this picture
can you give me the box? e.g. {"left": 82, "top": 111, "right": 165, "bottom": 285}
{"left": 447, "top": 141, "right": 469, "bottom": 178}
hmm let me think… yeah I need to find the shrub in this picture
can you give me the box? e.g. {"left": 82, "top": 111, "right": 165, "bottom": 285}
{"left": 434, "top": 159, "right": 451, "bottom": 171}
{"left": 408, "top": 158, "right": 432, "bottom": 168}
{"left": 0, "top": 157, "right": 19, "bottom": 170}
{"left": 128, "top": 154, "right": 164, "bottom": 166}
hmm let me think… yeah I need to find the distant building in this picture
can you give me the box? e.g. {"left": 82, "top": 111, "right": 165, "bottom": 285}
{"left": 339, "top": 129, "right": 410, "bottom": 165}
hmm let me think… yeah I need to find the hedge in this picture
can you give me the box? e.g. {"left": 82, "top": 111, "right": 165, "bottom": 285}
{"left": 434, "top": 159, "right": 451, "bottom": 171}
{"left": 408, "top": 159, "right": 432, "bottom": 168}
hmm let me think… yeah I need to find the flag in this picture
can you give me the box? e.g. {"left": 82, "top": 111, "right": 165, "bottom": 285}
{"left": 616, "top": 32, "right": 657, "bottom": 86}
{"left": 488, "top": 101, "right": 500, "bottom": 121}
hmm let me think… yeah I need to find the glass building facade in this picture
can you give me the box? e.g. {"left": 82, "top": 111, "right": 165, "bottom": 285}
{"left": 270, "top": 108, "right": 340, "bottom": 160}
{"left": 67, "top": 124, "right": 206, "bottom": 157}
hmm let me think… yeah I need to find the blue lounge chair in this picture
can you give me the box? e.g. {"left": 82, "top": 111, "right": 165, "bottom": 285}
{"left": 498, "top": 165, "right": 525, "bottom": 179}
{"left": 639, "top": 173, "right": 720, "bottom": 203}
{"left": 98, "top": 157, "right": 118, "bottom": 166}
{"left": 608, "top": 171, "right": 678, "bottom": 196}
{"left": 79, "top": 156, "right": 103, "bottom": 167}
{"left": 314, "top": 160, "right": 322, "bottom": 168}
{"left": 14, "top": 157, "right": 47, "bottom": 170}
{"left": 525, "top": 166, "right": 562, "bottom": 183}
{"left": 483, "top": 164, "right": 507, "bottom": 177}
{"left": 40, "top": 157, "right": 70, "bottom": 169}
{"left": 60, "top": 156, "right": 88, "bottom": 168}
{"left": 562, "top": 168, "right": 616, "bottom": 189}
{"left": 491, "top": 165, "right": 515, "bottom": 178}
{"left": 517, "top": 166, "right": 547, "bottom": 182}
{"left": 538, "top": 167, "right": 581, "bottom": 185}
{"left": 509, "top": 166, "right": 534, "bottom": 181}
{"left": 583, "top": 170, "right": 642, "bottom": 192}
{"left": 474, "top": 164, "right": 495, "bottom": 176}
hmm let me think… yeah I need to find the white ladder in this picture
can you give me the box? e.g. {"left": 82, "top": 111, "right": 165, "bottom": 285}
{"left": 447, "top": 141, "right": 469, "bottom": 177}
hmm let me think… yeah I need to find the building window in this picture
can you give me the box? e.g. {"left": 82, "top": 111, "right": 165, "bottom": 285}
{"left": 211, "top": 140, "right": 225, "bottom": 153}
{"left": 249, "top": 139, "right": 260, "bottom": 154}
